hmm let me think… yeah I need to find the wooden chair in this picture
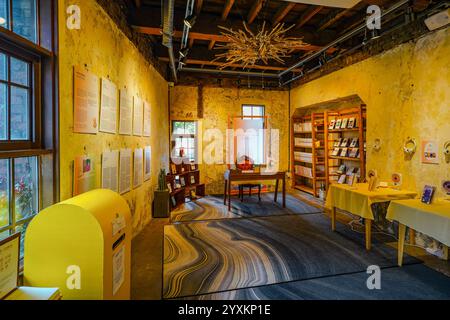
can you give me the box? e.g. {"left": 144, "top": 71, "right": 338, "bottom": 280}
{"left": 238, "top": 184, "right": 262, "bottom": 202}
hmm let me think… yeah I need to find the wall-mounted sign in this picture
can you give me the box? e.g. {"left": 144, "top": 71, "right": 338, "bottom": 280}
{"left": 421, "top": 140, "right": 439, "bottom": 164}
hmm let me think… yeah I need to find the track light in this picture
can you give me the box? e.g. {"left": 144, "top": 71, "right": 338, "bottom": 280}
{"left": 0, "top": 17, "right": 6, "bottom": 25}
{"left": 179, "top": 48, "right": 189, "bottom": 58}
{"left": 184, "top": 14, "right": 197, "bottom": 28}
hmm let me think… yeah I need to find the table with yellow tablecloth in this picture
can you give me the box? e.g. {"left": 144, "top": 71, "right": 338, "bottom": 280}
{"left": 386, "top": 198, "right": 450, "bottom": 266}
{"left": 325, "top": 183, "right": 417, "bottom": 250}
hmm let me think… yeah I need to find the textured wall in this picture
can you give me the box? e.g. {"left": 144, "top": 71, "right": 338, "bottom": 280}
{"left": 170, "top": 86, "right": 290, "bottom": 194}
{"left": 59, "top": 0, "right": 169, "bottom": 236}
{"left": 291, "top": 28, "right": 450, "bottom": 197}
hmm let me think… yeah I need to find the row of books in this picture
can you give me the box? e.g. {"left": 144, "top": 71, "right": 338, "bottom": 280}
{"left": 294, "top": 137, "right": 313, "bottom": 147}
{"left": 294, "top": 151, "right": 313, "bottom": 163}
{"left": 335, "top": 165, "right": 361, "bottom": 185}
{"left": 167, "top": 175, "right": 197, "bottom": 193}
{"left": 334, "top": 137, "right": 359, "bottom": 148}
{"left": 294, "top": 165, "right": 313, "bottom": 178}
{"left": 329, "top": 117, "right": 358, "bottom": 130}
{"left": 331, "top": 147, "right": 360, "bottom": 158}
{"left": 293, "top": 122, "right": 312, "bottom": 133}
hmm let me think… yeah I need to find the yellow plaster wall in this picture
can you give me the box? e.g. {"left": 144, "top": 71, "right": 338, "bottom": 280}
{"left": 290, "top": 28, "right": 450, "bottom": 197}
{"left": 170, "top": 86, "right": 290, "bottom": 194}
{"left": 58, "top": 0, "right": 169, "bottom": 235}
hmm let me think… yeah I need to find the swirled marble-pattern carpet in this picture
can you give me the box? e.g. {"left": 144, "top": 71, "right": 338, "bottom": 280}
{"left": 180, "top": 264, "right": 450, "bottom": 300}
{"left": 163, "top": 213, "right": 421, "bottom": 299}
{"left": 170, "top": 193, "right": 321, "bottom": 223}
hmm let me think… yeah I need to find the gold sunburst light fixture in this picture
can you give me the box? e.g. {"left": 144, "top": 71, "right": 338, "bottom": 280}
{"left": 214, "top": 21, "right": 307, "bottom": 69}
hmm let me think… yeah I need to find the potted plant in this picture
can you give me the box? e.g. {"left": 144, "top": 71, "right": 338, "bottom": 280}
{"left": 153, "top": 169, "right": 170, "bottom": 218}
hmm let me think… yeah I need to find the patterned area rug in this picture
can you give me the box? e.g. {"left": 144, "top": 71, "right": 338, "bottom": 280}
{"left": 163, "top": 214, "right": 421, "bottom": 299}
{"left": 181, "top": 264, "right": 450, "bottom": 300}
{"left": 170, "top": 193, "right": 321, "bottom": 223}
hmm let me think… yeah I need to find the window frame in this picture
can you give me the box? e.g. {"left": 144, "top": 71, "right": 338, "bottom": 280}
{"left": 0, "top": 39, "right": 42, "bottom": 150}
{"left": 171, "top": 120, "right": 198, "bottom": 163}
{"left": 0, "top": 0, "right": 58, "bottom": 258}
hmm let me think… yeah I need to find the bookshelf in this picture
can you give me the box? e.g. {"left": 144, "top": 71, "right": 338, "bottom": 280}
{"left": 291, "top": 112, "right": 327, "bottom": 197}
{"left": 166, "top": 162, "right": 205, "bottom": 210}
{"left": 325, "top": 105, "right": 366, "bottom": 186}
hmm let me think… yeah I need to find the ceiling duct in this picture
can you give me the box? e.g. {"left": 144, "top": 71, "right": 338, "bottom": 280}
{"left": 162, "top": 0, "right": 177, "bottom": 81}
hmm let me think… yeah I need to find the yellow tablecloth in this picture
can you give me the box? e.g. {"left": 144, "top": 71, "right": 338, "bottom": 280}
{"left": 325, "top": 183, "right": 417, "bottom": 220}
{"left": 386, "top": 199, "right": 450, "bottom": 246}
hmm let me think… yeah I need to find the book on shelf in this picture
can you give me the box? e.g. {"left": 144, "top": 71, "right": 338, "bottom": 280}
{"left": 338, "top": 174, "right": 347, "bottom": 184}
{"left": 331, "top": 148, "right": 340, "bottom": 156}
{"left": 328, "top": 119, "right": 336, "bottom": 130}
{"left": 171, "top": 196, "right": 177, "bottom": 206}
{"left": 334, "top": 138, "right": 342, "bottom": 147}
{"left": 346, "top": 174, "right": 356, "bottom": 186}
{"left": 180, "top": 177, "right": 186, "bottom": 187}
{"left": 346, "top": 167, "right": 356, "bottom": 175}
{"left": 347, "top": 117, "right": 355, "bottom": 129}
{"left": 190, "top": 175, "right": 196, "bottom": 184}
{"left": 340, "top": 148, "right": 348, "bottom": 157}
{"left": 350, "top": 138, "right": 359, "bottom": 148}
{"left": 340, "top": 118, "right": 348, "bottom": 129}
{"left": 340, "top": 138, "right": 349, "bottom": 147}
{"left": 335, "top": 119, "right": 342, "bottom": 128}
{"left": 348, "top": 148, "right": 359, "bottom": 158}
{"left": 355, "top": 168, "right": 361, "bottom": 178}
{"left": 336, "top": 164, "right": 346, "bottom": 174}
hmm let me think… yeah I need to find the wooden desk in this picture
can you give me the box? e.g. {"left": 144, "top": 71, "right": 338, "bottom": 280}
{"left": 224, "top": 170, "right": 286, "bottom": 211}
{"left": 386, "top": 198, "right": 450, "bottom": 266}
{"left": 325, "top": 183, "right": 417, "bottom": 250}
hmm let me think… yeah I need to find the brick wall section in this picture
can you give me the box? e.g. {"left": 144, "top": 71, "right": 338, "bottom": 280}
{"left": 95, "top": 0, "right": 167, "bottom": 78}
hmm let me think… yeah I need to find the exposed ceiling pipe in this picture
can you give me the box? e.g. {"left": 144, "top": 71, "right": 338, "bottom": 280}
{"left": 162, "top": 0, "right": 177, "bottom": 82}
{"left": 279, "top": 0, "right": 411, "bottom": 79}
{"left": 180, "top": 67, "right": 279, "bottom": 78}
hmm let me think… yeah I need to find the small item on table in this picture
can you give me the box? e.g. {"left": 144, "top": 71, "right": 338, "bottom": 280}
{"left": 421, "top": 185, "right": 436, "bottom": 204}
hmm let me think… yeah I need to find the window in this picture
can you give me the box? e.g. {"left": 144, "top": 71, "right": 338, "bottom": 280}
{"left": 242, "top": 105, "right": 264, "bottom": 118}
{"left": 0, "top": 0, "right": 56, "bottom": 259}
{"left": 235, "top": 105, "right": 266, "bottom": 165}
{"left": 0, "top": 52, "right": 33, "bottom": 142}
{"left": 172, "top": 121, "right": 198, "bottom": 162}
{"left": 0, "top": 0, "right": 38, "bottom": 44}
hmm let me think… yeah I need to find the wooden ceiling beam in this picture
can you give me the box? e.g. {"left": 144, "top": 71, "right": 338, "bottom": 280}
{"left": 196, "top": 0, "right": 204, "bottom": 15}
{"left": 295, "top": 6, "right": 323, "bottom": 29}
{"left": 318, "top": 7, "right": 354, "bottom": 31}
{"left": 222, "top": 0, "right": 235, "bottom": 21}
{"left": 247, "top": 0, "right": 264, "bottom": 24}
{"left": 273, "top": 3, "right": 296, "bottom": 25}
{"left": 208, "top": 40, "right": 216, "bottom": 50}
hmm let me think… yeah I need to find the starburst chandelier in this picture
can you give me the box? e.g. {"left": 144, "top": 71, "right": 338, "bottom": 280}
{"left": 214, "top": 21, "right": 307, "bottom": 69}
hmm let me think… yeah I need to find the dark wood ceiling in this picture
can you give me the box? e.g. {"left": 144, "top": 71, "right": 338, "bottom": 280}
{"left": 125, "top": 0, "right": 433, "bottom": 77}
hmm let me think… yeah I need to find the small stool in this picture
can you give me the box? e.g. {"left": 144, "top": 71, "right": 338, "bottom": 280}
{"left": 238, "top": 184, "right": 261, "bottom": 202}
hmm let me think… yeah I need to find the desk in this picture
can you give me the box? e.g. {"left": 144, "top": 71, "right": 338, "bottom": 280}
{"left": 224, "top": 170, "right": 286, "bottom": 211}
{"left": 325, "top": 183, "right": 417, "bottom": 250}
{"left": 386, "top": 198, "right": 450, "bottom": 266}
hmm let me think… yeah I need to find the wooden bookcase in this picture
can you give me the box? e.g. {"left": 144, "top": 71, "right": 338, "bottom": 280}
{"left": 291, "top": 112, "right": 327, "bottom": 197}
{"left": 325, "top": 105, "right": 366, "bottom": 186}
{"left": 291, "top": 105, "right": 366, "bottom": 198}
{"left": 166, "top": 162, "right": 205, "bottom": 210}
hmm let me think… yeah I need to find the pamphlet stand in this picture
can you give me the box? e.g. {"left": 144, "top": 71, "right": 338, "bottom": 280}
{"left": 23, "top": 189, "right": 132, "bottom": 300}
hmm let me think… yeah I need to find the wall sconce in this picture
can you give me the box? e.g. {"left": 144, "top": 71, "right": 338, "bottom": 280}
{"left": 373, "top": 138, "right": 381, "bottom": 151}
{"left": 444, "top": 141, "right": 450, "bottom": 163}
{"left": 403, "top": 137, "right": 417, "bottom": 156}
